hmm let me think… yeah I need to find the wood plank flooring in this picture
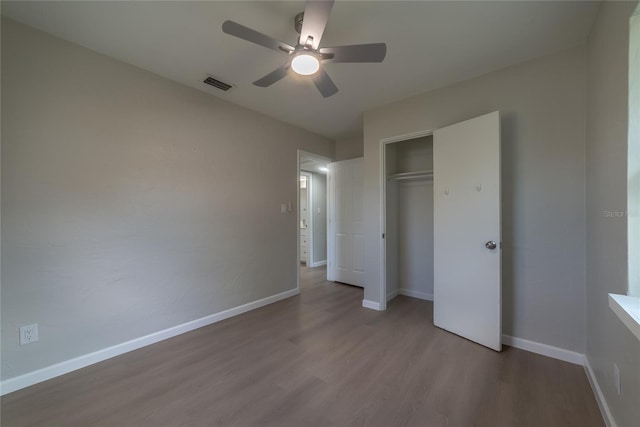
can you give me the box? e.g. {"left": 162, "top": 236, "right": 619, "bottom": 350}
{"left": 1, "top": 266, "right": 603, "bottom": 426}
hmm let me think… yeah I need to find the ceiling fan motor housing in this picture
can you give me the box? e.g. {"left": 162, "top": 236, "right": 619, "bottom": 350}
{"left": 221, "top": 0, "right": 386, "bottom": 98}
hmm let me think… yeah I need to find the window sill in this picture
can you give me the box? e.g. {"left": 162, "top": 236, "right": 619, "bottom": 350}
{"left": 609, "top": 294, "right": 640, "bottom": 341}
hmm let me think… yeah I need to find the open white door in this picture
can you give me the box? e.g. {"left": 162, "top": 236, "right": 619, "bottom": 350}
{"left": 328, "top": 158, "right": 365, "bottom": 287}
{"left": 433, "top": 111, "right": 501, "bottom": 351}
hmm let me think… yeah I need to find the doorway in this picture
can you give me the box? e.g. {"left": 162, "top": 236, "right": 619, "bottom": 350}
{"left": 297, "top": 150, "right": 331, "bottom": 291}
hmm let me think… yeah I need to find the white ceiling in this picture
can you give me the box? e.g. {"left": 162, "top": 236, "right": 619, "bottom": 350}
{"left": 300, "top": 156, "right": 329, "bottom": 174}
{"left": 2, "top": 1, "right": 600, "bottom": 140}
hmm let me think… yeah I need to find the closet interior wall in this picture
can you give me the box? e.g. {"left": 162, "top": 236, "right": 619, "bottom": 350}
{"left": 385, "top": 136, "right": 434, "bottom": 302}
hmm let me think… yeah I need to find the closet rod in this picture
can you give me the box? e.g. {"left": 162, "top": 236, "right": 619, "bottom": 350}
{"left": 388, "top": 171, "right": 434, "bottom": 181}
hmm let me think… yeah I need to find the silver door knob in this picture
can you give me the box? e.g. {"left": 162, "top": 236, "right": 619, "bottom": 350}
{"left": 485, "top": 241, "right": 497, "bottom": 250}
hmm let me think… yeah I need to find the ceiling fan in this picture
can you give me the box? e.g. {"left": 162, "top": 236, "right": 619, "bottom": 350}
{"left": 222, "top": 0, "right": 387, "bottom": 98}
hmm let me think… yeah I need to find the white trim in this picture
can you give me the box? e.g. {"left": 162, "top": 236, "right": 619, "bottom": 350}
{"left": 386, "top": 289, "right": 400, "bottom": 301}
{"left": 501, "top": 334, "right": 584, "bottom": 365}
{"left": 362, "top": 299, "right": 384, "bottom": 311}
{"left": 379, "top": 129, "right": 436, "bottom": 312}
{"left": 309, "top": 260, "right": 327, "bottom": 267}
{"left": 399, "top": 289, "right": 433, "bottom": 301}
{"left": 298, "top": 150, "right": 333, "bottom": 166}
{"left": 378, "top": 139, "right": 387, "bottom": 311}
{"left": 608, "top": 294, "right": 640, "bottom": 341}
{"left": 327, "top": 164, "right": 334, "bottom": 282}
{"left": 501, "top": 331, "right": 620, "bottom": 427}
{"left": 584, "top": 356, "right": 618, "bottom": 427}
{"left": 380, "top": 130, "right": 435, "bottom": 145}
{"left": 301, "top": 171, "right": 313, "bottom": 266}
{"left": 296, "top": 150, "right": 302, "bottom": 291}
{"left": 0, "top": 288, "right": 300, "bottom": 396}
{"left": 388, "top": 289, "right": 433, "bottom": 302}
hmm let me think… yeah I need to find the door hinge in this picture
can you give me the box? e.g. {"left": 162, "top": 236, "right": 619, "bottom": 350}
{"left": 382, "top": 233, "right": 385, "bottom": 239}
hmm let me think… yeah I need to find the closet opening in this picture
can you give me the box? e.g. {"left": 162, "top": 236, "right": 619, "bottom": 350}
{"left": 383, "top": 133, "right": 434, "bottom": 306}
{"left": 379, "top": 113, "right": 501, "bottom": 350}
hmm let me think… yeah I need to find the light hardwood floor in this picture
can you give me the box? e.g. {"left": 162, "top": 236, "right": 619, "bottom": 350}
{"left": 1, "top": 265, "right": 602, "bottom": 426}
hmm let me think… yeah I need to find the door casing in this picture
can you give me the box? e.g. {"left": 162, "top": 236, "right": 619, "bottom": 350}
{"left": 379, "top": 129, "right": 436, "bottom": 311}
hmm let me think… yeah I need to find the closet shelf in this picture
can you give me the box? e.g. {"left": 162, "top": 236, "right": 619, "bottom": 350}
{"left": 388, "top": 170, "right": 434, "bottom": 181}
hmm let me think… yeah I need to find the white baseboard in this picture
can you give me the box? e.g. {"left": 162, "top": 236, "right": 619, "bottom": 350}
{"left": 309, "top": 260, "right": 327, "bottom": 268}
{"left": 503, "top": 336, "right": 615, "bottom": 425}
{"left": 584, "top": 356, "right": 618, "bottom": 427}
{"left": 399, "top": 289, "right": 433, "bottom": 301}
{"left": 388, "top": 289, "right": 433, "bottom": 302}
{"left": 362, "top": 299, "right": 384, "bottom": 311}
{"left": 501, "top": 334, "right": 584, "bottom": 365}
{"left": 0, "top": 288, "right": 300, "bottom": 396}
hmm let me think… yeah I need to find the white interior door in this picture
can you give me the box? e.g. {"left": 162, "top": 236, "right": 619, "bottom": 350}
{"left": 328, "top": 157, "right": 365, "bottom": 287}
{"left": 433, "top": 111, "right": 501, "bottom": 351}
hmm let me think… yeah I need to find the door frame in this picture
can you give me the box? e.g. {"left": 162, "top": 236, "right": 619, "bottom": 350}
{"left": 379, "top": 129, "right": 435, "bottom": 310}
{"left": 297, "top": 150, "right": 332, "bottom": 291}
{"left": 300, "top": 171, "right": 314, "bottom": 267}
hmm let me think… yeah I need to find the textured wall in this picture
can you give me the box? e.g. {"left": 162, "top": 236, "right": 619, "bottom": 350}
{"left": 585, "top": 2, "right": 640, "bottom": 426}
{"left": 364, "top": 47, "right": 587, "bottom": 352}
{"left": 1, "top": 18, "right": 333, "bottom": 380}
{"left": 335, "top": 135, "right": 364, "bottom": 161}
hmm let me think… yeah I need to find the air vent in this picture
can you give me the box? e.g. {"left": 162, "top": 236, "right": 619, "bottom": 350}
{"left": 203, "top": 76, "right": 233, "bottom": 92}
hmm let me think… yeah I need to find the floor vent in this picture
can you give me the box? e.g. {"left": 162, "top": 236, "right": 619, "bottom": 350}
{"left": 203, "top": 76, "right": 233, "bottom": 92}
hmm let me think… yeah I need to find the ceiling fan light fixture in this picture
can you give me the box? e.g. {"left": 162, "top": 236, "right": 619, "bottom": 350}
{"left": 291, "top": 53, "right": 320, "bottom": 76}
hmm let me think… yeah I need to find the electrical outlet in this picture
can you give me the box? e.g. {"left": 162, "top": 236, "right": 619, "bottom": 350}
{"left": 614, "top": 363, "right": 621, "bottom": 396}
{"left": 19, "top": 324, "right": 38, "bottom": 345}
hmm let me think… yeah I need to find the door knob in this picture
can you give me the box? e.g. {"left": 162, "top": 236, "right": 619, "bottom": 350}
{"left": 485, "top": 241, "right": 497, "bottom": 250}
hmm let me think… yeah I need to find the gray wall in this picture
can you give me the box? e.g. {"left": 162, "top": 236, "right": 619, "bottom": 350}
{"left": 364, "top": 46, "right": 587, "bottom": 352}
{"left": 311, "top": 172, "right": 327, "bottom": 264}
{"left": 335, "top": 135, "right": 364, "bottom": 161}
{"left": 629, "top": 11, "right": 640, "bottom": 298}
{"left": 585, "top": 2, "right": 640, "bottom": 426}
{"left": 385, "top": 137, "right": 434, "bottom": 300}
{"left": 396, "top": 137, "right": 434, "bottom": 299}
{"left": 1, "top": 18, "right": 333, "bottom": 380}
{"left": 397, "top": 180, "right": 433, "bottom": 297}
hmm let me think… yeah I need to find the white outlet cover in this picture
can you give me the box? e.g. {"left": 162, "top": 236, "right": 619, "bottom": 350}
{"left": 19, "top": 324, "right": 39, "bottom": 345}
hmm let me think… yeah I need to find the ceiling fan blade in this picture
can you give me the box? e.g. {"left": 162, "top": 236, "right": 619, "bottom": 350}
{"left": 319, "top": 43, "right": 387, "bottom": 63}
{"left": 253, "top": 64, "right": 291, "bottom": 87}
{"left": 299, "top": 0, "right": 335, "bottom": 50}
{"left": 222, "top": 20, "right": 295, "bottom": 53}
{"left": 312, "top": 68, "right": 338, "bottom": 98}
